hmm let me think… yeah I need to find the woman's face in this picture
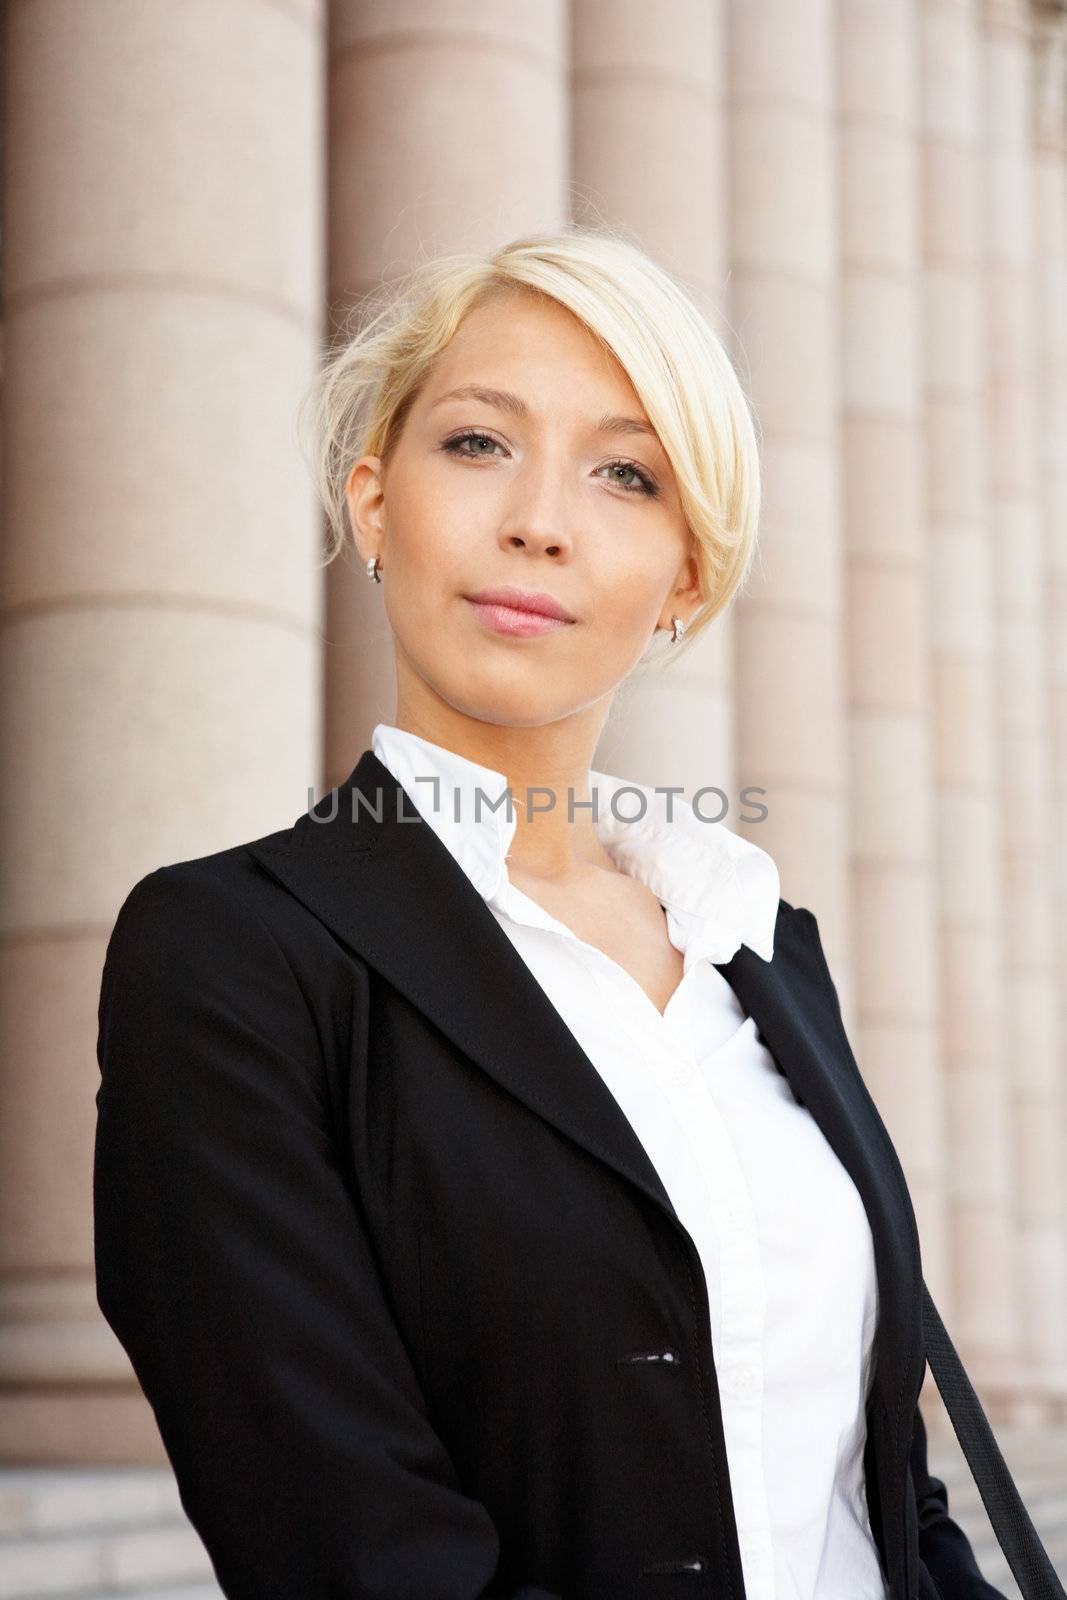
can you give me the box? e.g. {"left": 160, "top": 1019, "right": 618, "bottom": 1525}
{"left": 345, "top": 290, "right": 702, "bottom": 731}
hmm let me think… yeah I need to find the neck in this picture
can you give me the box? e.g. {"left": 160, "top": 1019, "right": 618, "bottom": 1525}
{"left": 389, "top": 697, "right": 619, "bottom": 883}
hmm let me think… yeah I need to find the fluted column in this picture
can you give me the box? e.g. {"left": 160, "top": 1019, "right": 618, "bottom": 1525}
{"left": 921, "top": 0, "right": 1020, "bottom": 1394}
{"left": 571, "top": 0, "right": 736, "bottom": 800}
{"left": 1032, "top": 0, "right": 1067, "bottom": 1405}
{"left": 325, "top": 1, "right": 569, "bottom": 786}
{"left": 981, "top": 0, "right": 1065, "bottom": 1415}
{"left": 837, "top": 1, "right": 949, "bottom": 1283}
{"left": 0, "top": 0, "right": 326, "bottom": 1461}
{"left": 727, "top": 1, "right": 852, "bottom": 1010}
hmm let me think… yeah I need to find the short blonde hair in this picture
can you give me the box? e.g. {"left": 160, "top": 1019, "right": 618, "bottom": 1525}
{"left": 297, "top": 226, "right": 762, "bottom": 663}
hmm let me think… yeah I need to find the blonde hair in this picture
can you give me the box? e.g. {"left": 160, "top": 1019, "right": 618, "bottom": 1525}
{"left": 297, "top": 226, "right": 762, "bottom": 664}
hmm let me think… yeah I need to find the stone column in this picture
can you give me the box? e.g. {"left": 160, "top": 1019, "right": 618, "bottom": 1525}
{"left": 982, "top": 0, "right": 1065, "bottom": 1415}
{"left": 0, "top": 0, "right": 325, "bottom": 1461}
{"left": 569, "top": 0, "right": 735, "bottom": 800}
{"left": 324, "top": 0, "right": 569, "bottom": 785}
{"left": 921, "top": 0, "right": 1020, "bottom": 1393}
{"left": 727, "top": 0, "right": 852, "bottom": 1010}
{"left": 1032, "top": 0, "right": 1067, "bottom": 1406}
{"left": 837, "top": 0, "right": 949, "bottom": 1285}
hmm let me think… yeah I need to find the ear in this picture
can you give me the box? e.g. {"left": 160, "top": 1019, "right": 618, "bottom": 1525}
{"left": 657, "top": 544, "right": 705, "bottom": 633}
{"left": 344, "top": 457, "right": 386, "bottom": 566}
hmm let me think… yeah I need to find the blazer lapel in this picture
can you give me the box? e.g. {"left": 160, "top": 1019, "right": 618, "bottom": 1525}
{"left": 718, "top": 921, "right": 925, "bottom": 1416}
{"left": 246, "top": 749, "right": 924, "bottom": 1428}
{"left": 247, "top": 750, "right": 681, "bottom": 1226}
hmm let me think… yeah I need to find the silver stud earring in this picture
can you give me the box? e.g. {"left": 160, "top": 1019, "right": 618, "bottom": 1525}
{"left": 670, "top": 614, "right": 686, "bottom": 643}
{"left": 366, "top": 554, "right": 382, "bottom": 583}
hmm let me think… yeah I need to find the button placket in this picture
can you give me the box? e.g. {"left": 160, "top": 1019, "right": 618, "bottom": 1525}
{"left": 726, "top": 1361, "right": 761, "bottom": 1400}
{"left": 578, "top": 927, "right": 779, "bottom": 1594}
{"left": 737, "top": 1534, "right": 775, "bottom": 1600}
{"left": 671, "top": 1075, "right": 772, "bottom": 1594}
{"left": 660, "top": 1055, "right": 695, "bottom": 1089}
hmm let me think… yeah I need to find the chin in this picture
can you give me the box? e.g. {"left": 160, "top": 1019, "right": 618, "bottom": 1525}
{"left": 444, "top": 683, "right": 576, "bottom": 730}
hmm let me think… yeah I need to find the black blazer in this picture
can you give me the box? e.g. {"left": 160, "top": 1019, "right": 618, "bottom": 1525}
{"left": 93, "top": 748, "right": 1007, "bottom": 1600}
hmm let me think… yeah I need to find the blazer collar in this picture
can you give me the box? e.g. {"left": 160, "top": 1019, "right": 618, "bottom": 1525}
{"left": 368, "top": 720, "right": 781, "bottom": 967}
{"left": 246, "top": 749, "right": 924, "bottom": 1425}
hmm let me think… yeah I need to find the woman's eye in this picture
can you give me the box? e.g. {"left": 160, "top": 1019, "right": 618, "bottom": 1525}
{"left": 440, "top": 431, "right": 658, "bottom": 498}
{"left": 599, "top": 460, "right": 658, "bottom": 497}
{"left": 441, "top": 429, "right": 505, "bottom": 459}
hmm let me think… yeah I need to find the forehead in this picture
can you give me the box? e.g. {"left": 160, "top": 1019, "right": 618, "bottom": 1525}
{"left": 420, "top": 294, "right": 651, "bottom": 427}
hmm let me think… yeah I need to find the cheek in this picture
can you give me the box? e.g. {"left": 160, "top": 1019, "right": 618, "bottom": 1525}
{"left": 596, "top": 563, "right": 666, "bottom": 631}
{"left": 387, "top": 488, "right": 466, "bottom": 586}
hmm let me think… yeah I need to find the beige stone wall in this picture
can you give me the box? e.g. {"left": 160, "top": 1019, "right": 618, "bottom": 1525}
{"left": 1, "top": 0, "right": 1064, "bottom": 1464}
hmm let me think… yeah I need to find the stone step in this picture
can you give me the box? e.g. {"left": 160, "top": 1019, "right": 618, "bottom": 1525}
{"left": 940, "top": 1478, "right": 1067, "bottom": 1516}
{"left": 0, "top": 1447, "right": 1061, "bottom": 1600}
{"left": 976, "top": 1534, "right": 1067, "bottom": 1600}
{"left": 0, "top": 1471, "right": 223, "bottom": 1600}
{"left": 65, "top": 1591, "right": 221, "bottom": 1600}
{"left": 0, "top": 1473, "right": 184, "bottom": 1540}
{"left": 921, "top": 1428, "right": 1067, "bottom": 1599}
{"left": 0, "top": 1522, "right": 217, "bottom": 1600}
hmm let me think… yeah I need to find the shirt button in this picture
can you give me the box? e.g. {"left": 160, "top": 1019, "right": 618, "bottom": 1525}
{"left": 741, "top": 1542, "right": 772, "bottom": 1576}
{"left": 663, "top": 1059, "right": 694, "bottom": 1087}
{"left": 727, "top": 1364, "right": 759, "bottom": 1398}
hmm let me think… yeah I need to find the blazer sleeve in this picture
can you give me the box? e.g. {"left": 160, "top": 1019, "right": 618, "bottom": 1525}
{"left": 93, "top": 863, "right": 561, "bottom": 1600}
{"left": 909, "top": 1395, "right": 1008, "bottom": 1599}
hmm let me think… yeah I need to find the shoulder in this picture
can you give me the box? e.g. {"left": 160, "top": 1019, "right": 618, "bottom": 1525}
{"left": 772, "top": 897, "right": 844, "bottom": 1018}
{"left": 105, "top": 782, "right": 336, "bottom": 949}
{"left": 103, "top": 830, "right": 282, "bottom": 980}
{"left": 775, "top": 894, "right": 819, "bottom": 928}
{"left": 101, "top": 816, "right": 362, "bottom": 1033}
{"left": 106, "top": 856, "right": 266, "bottom": 966}
{"left": 772, "top": 895, "right": 830, "bottom": 956}
{"left": 100, "top": 852, "right": 295, "bottom": 1041}
{"left": 97, "top": 856, "right": 368, "bottom": 1126}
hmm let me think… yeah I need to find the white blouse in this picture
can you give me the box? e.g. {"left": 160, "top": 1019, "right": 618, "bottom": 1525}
{"left": 371, "top": 722, "right": 888, "bottom": 1600}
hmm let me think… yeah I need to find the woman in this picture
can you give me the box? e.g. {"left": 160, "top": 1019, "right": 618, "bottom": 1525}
{"left": 94, "top": 230, "right": 1012, "bottom": 1600}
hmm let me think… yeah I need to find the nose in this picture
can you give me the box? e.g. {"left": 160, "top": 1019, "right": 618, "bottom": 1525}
{"left": 500, "top": 526, "right": 568, "bottom": 558}
{"left": 496, "top": 465, "right": 573, "bottom": 560}
{"left": 497, "top": 511, "right": 572, "bottom": 559}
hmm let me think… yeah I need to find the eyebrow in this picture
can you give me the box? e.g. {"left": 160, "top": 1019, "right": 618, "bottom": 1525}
{"left": 429, "top": 383, "right": 658, "bottom": 440}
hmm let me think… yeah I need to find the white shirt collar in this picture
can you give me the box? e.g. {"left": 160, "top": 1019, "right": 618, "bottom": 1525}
{"left": 371, "top": 722, "right": 779, "bottom": 965}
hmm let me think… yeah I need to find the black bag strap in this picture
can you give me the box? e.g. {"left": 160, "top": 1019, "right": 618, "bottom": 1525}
{"left": 921, "top": 1280, "right": 1065, "bottom": 1598}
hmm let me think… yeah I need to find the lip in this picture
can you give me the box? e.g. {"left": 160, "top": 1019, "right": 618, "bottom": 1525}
{"left": 464, "top": 585, "right": 577, "bottom": 638}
